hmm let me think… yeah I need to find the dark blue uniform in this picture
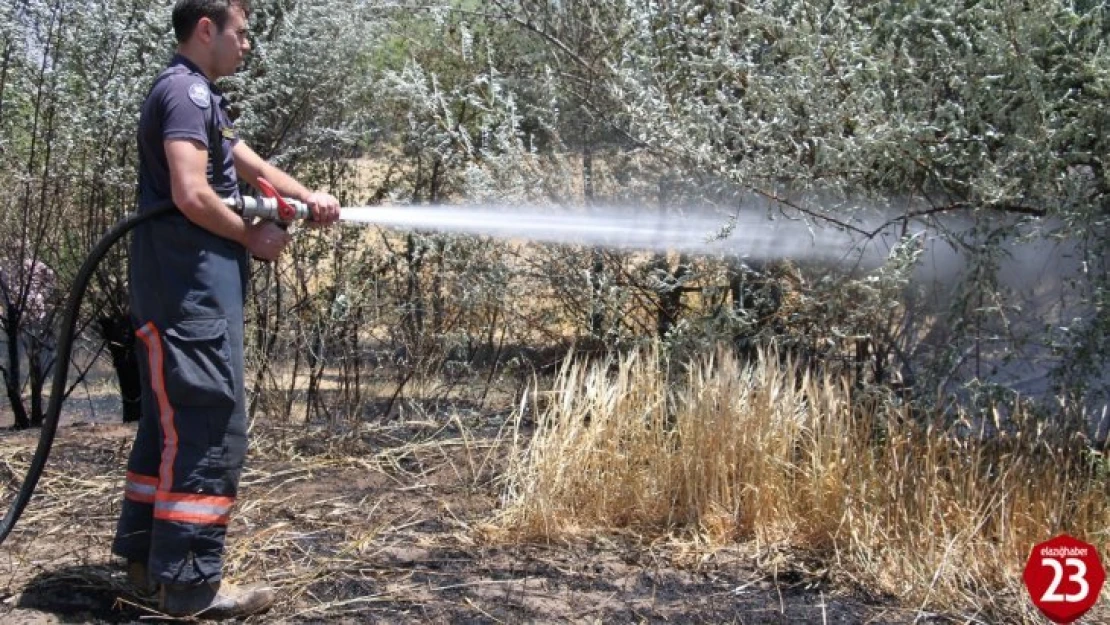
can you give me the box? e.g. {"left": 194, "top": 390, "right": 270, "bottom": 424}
{"left": 113, "top": 54, "right": 248, "bottom": 587}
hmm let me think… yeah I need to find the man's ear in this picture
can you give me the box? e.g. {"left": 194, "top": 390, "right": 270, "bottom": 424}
{"left": 196, "top": 17, "right": 214, "bottom": 44}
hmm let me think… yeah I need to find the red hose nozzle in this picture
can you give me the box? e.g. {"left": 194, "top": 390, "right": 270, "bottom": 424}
{"left": 256, "top": 177, "right": 296, "bottom": 222}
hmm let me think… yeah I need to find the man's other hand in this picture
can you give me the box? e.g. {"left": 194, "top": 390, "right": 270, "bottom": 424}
{"left": 305, "top": 191, "right": 340, "bottom": 226}
{"left": 244, "top": 221, "right": 292, "bottom": 261}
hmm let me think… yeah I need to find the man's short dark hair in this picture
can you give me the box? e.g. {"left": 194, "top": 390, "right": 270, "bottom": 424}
{"left": 172, "top": 0, "right": 251, "bottom": 44}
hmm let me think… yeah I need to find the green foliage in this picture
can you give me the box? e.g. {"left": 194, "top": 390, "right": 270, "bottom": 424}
{"left": 0, "top": 0, "right": 1105, "bottom": 428}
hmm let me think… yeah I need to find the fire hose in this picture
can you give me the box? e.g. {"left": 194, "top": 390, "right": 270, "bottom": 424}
{"left": 0, "top": 179, "right": 311, "bottom": 546}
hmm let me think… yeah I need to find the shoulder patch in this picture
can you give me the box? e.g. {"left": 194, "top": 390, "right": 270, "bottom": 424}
{"left": 187, "top": 82, "right": 211, "bottom": 109}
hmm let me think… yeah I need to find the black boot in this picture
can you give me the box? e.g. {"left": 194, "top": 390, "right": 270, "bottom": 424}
{"left": 159, "top": 580, "right": 276, "bottom": 619}
{"left": 126, "top": 560, "right": 157, "bottom": 598}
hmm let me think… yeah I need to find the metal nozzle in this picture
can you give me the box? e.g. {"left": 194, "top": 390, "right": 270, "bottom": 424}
{"left": 223, "top": 196, "right": 311, "bottom": 223}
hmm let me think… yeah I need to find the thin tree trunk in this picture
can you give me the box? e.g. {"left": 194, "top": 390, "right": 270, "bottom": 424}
{"left": 430, "top": 157, "right": 444, "bottom": 336}
{"left": 28, "top": 339, "right": 47, "bottom": 427}
{"left": 4, "top": 322, "right": 28, "bottom": 429}
{"left": 404, "top": 233, "right": 425, "bottom": 344}
{"left": 583, "top": 143, "right": 605, "bottom": 340}
{"left": 100, "top": 315, "right": 141, "bottom": 422}
{"left": 404, "top": 155, "right": 426, "bottom": 344}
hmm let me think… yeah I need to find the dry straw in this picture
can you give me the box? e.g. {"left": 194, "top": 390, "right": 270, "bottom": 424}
{"left": 498, "top": 347, "right": 1110, "bottom": 620}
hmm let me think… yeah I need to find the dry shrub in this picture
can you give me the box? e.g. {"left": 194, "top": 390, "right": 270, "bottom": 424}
{"left": 498, "top": 348, "right": 1110, "bottom": 619}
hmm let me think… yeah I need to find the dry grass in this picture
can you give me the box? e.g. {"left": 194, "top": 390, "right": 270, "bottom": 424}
{"left": 497, "top": 347, "right": 1110, "bottom": 622}
{"left": 0, "top": 418, "right": 515, "bottom": 621}
{"left": 2, "top": 347, "right": 1107, "bottom": 621}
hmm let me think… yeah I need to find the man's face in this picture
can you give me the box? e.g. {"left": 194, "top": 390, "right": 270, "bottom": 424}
{"left": 208, "top": 6, "right": 250, "bottom": 78}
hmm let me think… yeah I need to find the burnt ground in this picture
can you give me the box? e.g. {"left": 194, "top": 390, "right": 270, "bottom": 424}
{"left": 0, "top": 416, "right": 977, "bottom": 624}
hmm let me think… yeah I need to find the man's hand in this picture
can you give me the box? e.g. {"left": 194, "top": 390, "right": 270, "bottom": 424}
{"left": 305, "top": 191, "right": 340, "bottom": 226}
{"left": 243, "top": 221, "right": 292, "bottom": 261}
{"left": 232, "top": 143, "right": 342, "bottom": 227}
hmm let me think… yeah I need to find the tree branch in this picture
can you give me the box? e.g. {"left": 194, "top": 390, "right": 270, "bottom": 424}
{"left": 864, "top": 201, "right": 1048, "bottom": 238}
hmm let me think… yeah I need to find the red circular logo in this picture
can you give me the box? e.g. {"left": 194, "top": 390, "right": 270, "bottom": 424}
{"left": 1023, "top": 534, "right": 1105, "bottom": 624}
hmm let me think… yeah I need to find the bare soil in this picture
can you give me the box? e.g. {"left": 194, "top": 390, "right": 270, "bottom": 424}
{"left": 0, "top": 413, "right": 952, "bottom": 624}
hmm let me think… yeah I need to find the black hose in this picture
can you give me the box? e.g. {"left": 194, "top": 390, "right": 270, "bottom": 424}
{"left": 0, "top": 200, "right": 177, "bottom": 545}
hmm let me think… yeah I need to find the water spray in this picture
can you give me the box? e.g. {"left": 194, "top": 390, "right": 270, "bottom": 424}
{"left": 338, "top": 203, "right": 890, "bottom": 265}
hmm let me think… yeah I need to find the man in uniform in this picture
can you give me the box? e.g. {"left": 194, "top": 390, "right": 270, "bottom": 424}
{"left": 111, "top": 0, "right": 340, "bottom": 618}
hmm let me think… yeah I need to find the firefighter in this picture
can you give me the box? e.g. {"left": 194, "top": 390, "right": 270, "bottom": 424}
{"left": 111, "top": 0, "right": 340, "bottom": 618}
